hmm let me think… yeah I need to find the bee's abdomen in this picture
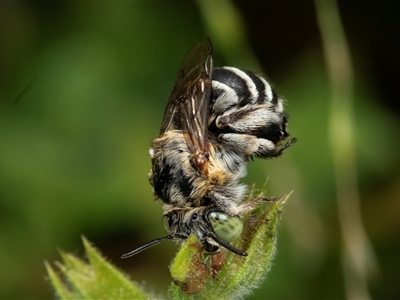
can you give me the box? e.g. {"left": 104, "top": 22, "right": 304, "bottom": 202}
{"left": 211, "top": 67, "right": 282, "bottom": 110}
{"left": 209, "top": 67, "right": 292, "bottom": 152}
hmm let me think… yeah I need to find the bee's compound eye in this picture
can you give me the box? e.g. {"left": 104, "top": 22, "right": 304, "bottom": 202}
{"left": 162, "top": 215, "right": 171, "bottom": 233}
{"left": 208, "top": 211, "right": 243, "bottom": 243}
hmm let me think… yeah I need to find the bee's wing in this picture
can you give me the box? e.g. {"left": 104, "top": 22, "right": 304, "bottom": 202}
{"left": 160, "top": 38, "right": 213, "bottom": 161}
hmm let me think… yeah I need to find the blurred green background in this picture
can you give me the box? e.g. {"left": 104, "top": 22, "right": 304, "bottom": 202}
{"left": 1, "top": 1, "right": 399, "bottom": 299}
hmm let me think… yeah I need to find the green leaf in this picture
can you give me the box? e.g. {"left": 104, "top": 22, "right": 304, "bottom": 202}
{"left": 45, "top": 237, "right": 150, "bottom": 300}
{"left": 168, "top": 192, "right": 292, "bottom": 300}
{"left": 46, "top": 192, "right": 290, "bottom": 300}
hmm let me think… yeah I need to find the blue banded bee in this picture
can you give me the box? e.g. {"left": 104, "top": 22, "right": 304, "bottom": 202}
{"left": 122, "top": 37, "right": 295, "bottom": 259}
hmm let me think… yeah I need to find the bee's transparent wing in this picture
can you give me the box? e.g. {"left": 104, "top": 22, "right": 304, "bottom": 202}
{"left": 160, "top": 38, "right": 213, "bottom": 164}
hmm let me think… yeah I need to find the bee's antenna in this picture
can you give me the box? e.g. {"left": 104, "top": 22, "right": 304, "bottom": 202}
{"left": 121, "top": 234, "right": 187, "bottom": 259}
{"left": 121, "top": 235, "right": 173, "bottom": 259}
{"left": 206, "top": 232, "right": 247, "bottom": 257}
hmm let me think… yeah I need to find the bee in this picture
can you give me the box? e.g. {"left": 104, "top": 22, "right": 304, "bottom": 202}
{"left": 122, "top": 37, "right": 295, "bottom": 259}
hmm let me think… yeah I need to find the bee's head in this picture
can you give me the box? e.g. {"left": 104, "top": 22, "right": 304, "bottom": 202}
{"left": 121, "top": 208, "right": 247, "bottom": 259}
{"left": 203, "top": 210, "right": 245, "bottom": 254}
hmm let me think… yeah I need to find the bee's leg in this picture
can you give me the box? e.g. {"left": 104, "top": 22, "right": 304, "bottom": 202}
{"left": 210, "top": 189, "right": 274, "bottom": 216}
{"left": 253, "top": 138, "right": 282, "bottom": 158}
{"left": 218, "top": 133, "right": 259, "bottom": 155}
{"left": 209, "top": 184, "right": 247, "bottom": 216}
{"left": 219, "top": 133, "right": 284, "bottom": 158}
{"left": 255, "top": 137, "right": 297, "bottom": 158}
{"left": 215, "top": 105, "right": 276, "bottom": 134}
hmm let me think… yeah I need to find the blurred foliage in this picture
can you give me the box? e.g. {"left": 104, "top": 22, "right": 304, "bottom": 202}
{"left": 0, "top": 1, "right": 399, "bottom": 299}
